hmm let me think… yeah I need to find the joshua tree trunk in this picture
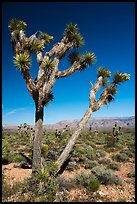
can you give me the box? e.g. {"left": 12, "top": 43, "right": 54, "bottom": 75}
{"left": 32, "top": 103, "right": 44, "bottom": 173}
{"left": 56, "top": 107, "right": 93, "bottom": 173}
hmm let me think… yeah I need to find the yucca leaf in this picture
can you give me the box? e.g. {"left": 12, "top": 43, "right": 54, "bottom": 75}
{"left": 31, "top": 39, "right": 45, "bottom": 52}
{"left": 69, "top": 51, "right": 81, "bottom": 64}
{"left": 79, "top": 52, "right": 96, "bottom": 71}
{"left": 9, "top": 18, "right": 27, "bottom": 32}
{"left": 38, "top": 33, "right": 53, "bottom": 44}
{"left": 64, "top": 23, "right": 79, "bottom": 36}
{"left": 44, "top": 92, "right": 54, "bottom": 106}
{"left": 113, "top": 72, "right": 130, "bottom": 84}
{"left": 107, "top": 86, "right": 117, "bottom": 95}
{"left": 97, "top": 67, "right": 111, "bottom": 78}
{"left": 83, "top": 52, "right": 96, "bottom": 65}
{"left": 63, "top": 23, "right": 84, "bottom": 48}
{"left": 13, "top": 53, "right": 31, "bottom": 71}
{"left": 43, "top": 59, "right": 54, "bottom": 70}
{"left": 102, "top": 78, "right": 109, "bottom": 87}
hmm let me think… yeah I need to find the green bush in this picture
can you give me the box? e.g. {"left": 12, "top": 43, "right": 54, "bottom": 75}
{"left": 20, "top": 162, "right": 58, "bottom": 202}
{"left": 98, "top": 157, "right": 112, "bottom": 165}
{"left": 120, "top": 149, "right": 133, "bottom": 158}
{"left": 127, "top": 169, "right": 135, "bottom": 178}
{"left": 92, "top": 165, "right": 122, "bottom": 185}
{"left": 86, "top": 176, "right": 100, "bottom": 192}
{"left": 107, "top": 162, "right": 120, "bottom": 171}
{"left": 66, "top": 161, "right": 78, "bottom": 171}
{"left": 112, "top": 153, "right": 129, "bottom": 162}
{"left": 105, "top": 135, "right": 116, "bottom": 147}
{"left": 74, "top": 171, "right": 100, "bottom": 192}
{"left": 85, "top": 161, "right": 97, "bottom": 169}
{"left": 57, "top": 175, "right": 76, "bottom": 190}
{"left": 96, "top": 149, "right": 106, "bottom": 158}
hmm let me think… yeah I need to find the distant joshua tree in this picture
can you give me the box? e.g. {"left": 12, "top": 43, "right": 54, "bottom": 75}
{"left": 9, "top": 19, "right": 130, "bottom": 174}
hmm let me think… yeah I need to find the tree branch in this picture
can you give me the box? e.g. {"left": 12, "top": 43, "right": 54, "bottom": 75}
{"left": 89, "top": 76, "right": 103, "bottom": 106}
{"left": 92, "top": 82, "right": 115, "bottom": 112}
{"left": 56, "top": 61, "right": 82, "bottom": 78}
{"left": 21, "top": 69, "right": 36, "bottom": 99}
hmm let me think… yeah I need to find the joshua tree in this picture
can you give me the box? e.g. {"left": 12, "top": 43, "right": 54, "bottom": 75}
{"left": 9, "top": 19, "right": 96, "bottom": 173}
{"left": 56, "top": 68, "right": 130, "bottom": 173}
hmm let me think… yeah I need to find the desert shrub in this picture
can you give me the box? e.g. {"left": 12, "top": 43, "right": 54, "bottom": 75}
{"left": 73, "top": 145, "right": 96, "bottom": 161}
{"left": 2, "top": 140, "right": 13, "bottom": 164}
{"left": 74, "top": 171, "right": 100, "bottom": 192}
{"left": 107, "top": 162, "right": 120, "bottom": 171}
{"left": 98, "top": 157, "right": 112, "bottom": 165}
{"left": 41, "top": 144, "right": 49, "bottom": 158}
{"left": 127, "top": 169, "right": 135, "bottom": 178}
{"left": 112, "top": 153, "right": 129, "bottom": 162}
{"left": 91, "top": 165, "right": 122, "bottom": 185}
{"left": 86, "top": 175, "right": 100, "bottom": 192}
{"left": 2, "top": 156, "right": 12, "bottom": 165}
{"left": 57, "top": 175, "right": 76, "bottom": 190}
{"left": 85, "top": 161, "right": 97, "bottom": 169}
{"left": 120, "top": 149, "right": 133, "bottom": 158}
{"left": 65, "top": 161, "right": 78, "bottom": 171}
{"left": 104, "top": 146, "right": 116, "bottom": 153}
{"left": 74, "top": 171, "right": 89, "bottom": 187}
{"left": 96, "top": 149, "right": 106, "bottom": 158}
{"left": 21, "top": 162, "right": 58, "bottom": 202}
{"left": 105, "top": 135, "right": 116, "bottom": 147}
{"left": 12, "top": 153, "right": 27, "bottom": 163}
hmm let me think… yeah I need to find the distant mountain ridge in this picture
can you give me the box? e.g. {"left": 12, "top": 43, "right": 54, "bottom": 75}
{"left": 3, "top": 116, "right": 135, "bottom": 131}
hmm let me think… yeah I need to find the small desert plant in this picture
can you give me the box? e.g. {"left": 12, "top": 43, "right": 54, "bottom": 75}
{"left": 98, "top": 157, "right": 112, "bottom": 165}
{"left": 112, "top": 153, "right": 129, "bottom": 162}
{"left": 85, "top": 161, "right": 98, "bottom": 169}
{"left": 96, "top": 149, "right": 106, "bottom": 158}
{"left": 86, "top": 175, "right": 100, "bottom": 192}
{"left": 57, "top": 175, "right": 76, "bottom": 190}
{"left": 91, "top": 165, "right": 122, "bottom": 185}
{"left": 105, "top": 135, "right": 116, "bottom": 147}
{"left": 21, "top": 162, "right": 58, "bottom": 202}
{"left": 65, "top": 161, "right": 78, "bottom": 171}
{"left": 120, "top": 148, "right": 134, "bottom": 158}
{"left": 107, "top": 161, "right": 120, "bottom": 171}
{"left": 127, "top": 169, "right": 135, "bottom": 178}
{"left": 74, "top": 171, "right": 100, "bottom": 192}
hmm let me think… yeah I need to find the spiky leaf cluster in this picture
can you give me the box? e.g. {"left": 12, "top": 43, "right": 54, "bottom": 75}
{"left": 83, "top": 52, "right": 96, "bottom": 65}
{"left": 43, "top": 59, "right": 54, "bottom": 71}
{"left": 97, "top": 67, "right": 111, "bottom": 78}
{"left": 113, "top": 72, "right": 130, "bottom": 84}
{"left": 64, "top": 23, "right": 84, "bottom": 48}
{"left": 106, "top": 94, "right": 115, "bottom": 103}
{"left": 38, "top": 33, "right": 53, "bottom": 45}
{"left": 79, "top": 52, "right": 96, "bottom": 71}
{"left": 69, "top": 51, "right": 81, "bottom": 64}
{"left": 13, "top": 53, "right": 31, "bottom": 71}
{"left": 44, "top": 92, "right": 54, "bottom": 106}
{"left": 107, "top": 86, "right": 117, "bottom": 96}
{"left": 31, "top": 39, "right": 45, "bottom": 52}
{"left": 9, "top": 18, "right": 27, "bottom": 32}
{"left": 97, "top": 67, "right": 111, "bottom": 86}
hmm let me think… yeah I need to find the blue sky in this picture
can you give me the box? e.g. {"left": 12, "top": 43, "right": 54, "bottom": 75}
{"left": 2, "top": 2, "right": 135, "bottom": 125}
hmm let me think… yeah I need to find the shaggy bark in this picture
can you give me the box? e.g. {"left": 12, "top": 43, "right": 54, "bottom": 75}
{"left": 56, "top": 107, "right": 93, "bottom": 172}
{"left": 32, "top": 103, "right": 44, "bottom": 173}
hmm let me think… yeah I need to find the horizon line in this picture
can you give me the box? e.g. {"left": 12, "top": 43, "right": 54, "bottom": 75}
{"left": 2, "top": 115, "right": 135, "bottom": 126}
